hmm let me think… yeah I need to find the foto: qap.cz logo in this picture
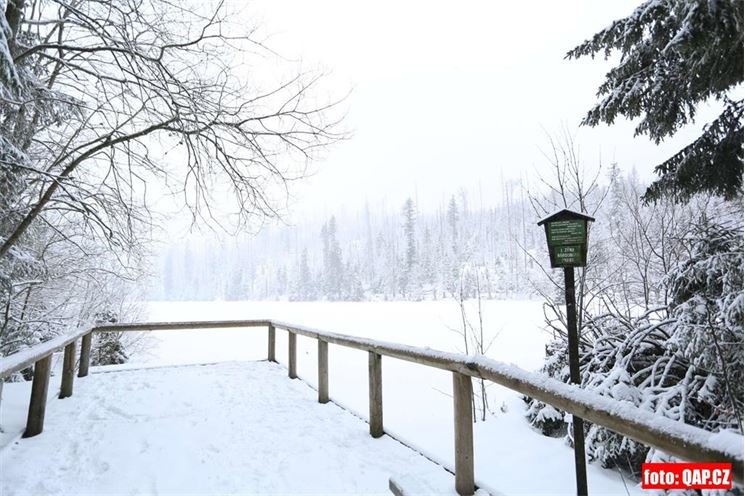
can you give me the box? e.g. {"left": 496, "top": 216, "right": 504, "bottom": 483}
{"left": 641, "top": 462, "right": 733, "bottom": 490}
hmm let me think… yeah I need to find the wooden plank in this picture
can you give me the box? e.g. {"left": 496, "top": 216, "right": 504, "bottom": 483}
{"left": 318, "top": 340, "right": 329, "bottom": 403}
{"left": 23, "top": 355, "right": 52, "bottom": 438}
{"left": 59, "top": 341, "right": 76, "bottom": 399}
{"left": 288, "top": 331, "right": 297, "bottom": 379}
{"left": 268, "top": 324, "right": 276, "bottom": 362}
{"left": 78, "top": 332, "right": 92, "bottom": 378}
{"left": 368, "top": 351, "right": 383, "bottom": 438}
{"left": 453, "top": 373, "right": 474, "bottom": 496}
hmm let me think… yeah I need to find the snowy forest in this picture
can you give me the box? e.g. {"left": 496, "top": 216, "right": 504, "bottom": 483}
{"left": 153, "top": 164, "right": 735, "bottom": 308}
{"left": 152, "top": 183, "right": 544, "bottom": 302}
{"left": 0, "top": 0, "right": 742, "bottom": 491}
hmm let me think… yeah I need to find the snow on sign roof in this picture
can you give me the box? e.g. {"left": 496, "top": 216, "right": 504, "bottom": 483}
{"left": 537, "top": 208, "right": 595, "bottom": 226}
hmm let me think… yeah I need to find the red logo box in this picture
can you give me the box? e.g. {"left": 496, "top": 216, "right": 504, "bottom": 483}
{"left": 641, "top": 462, "right": 733, "bottom": 490}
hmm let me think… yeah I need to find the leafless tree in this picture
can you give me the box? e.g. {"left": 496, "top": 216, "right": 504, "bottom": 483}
{"left": 525, "top": 131, "right": 710, "bottom": 348}
{"left": 0, "top": 0, "right": 344, "bottom": 364}
{"left": 525, "top": 129, "right": 608, "bottom": 344}
{"left": 0, "top": 0, "right": 345, "bottom": 260}
{"left": 448, "top": 264, "right": 498, "bottom": 422}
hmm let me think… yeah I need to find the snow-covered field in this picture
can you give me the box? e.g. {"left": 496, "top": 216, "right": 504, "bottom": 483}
{"left": 1, "top": 300, "right": 643, "bottom": 494}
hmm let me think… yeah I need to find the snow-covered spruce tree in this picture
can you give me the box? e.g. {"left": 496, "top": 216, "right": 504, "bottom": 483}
{"left": 320, "top": 217, "right": 344, "bottom": 300}
{"left": 90, "top": 312, "right": 128, "bottom": 366}
{"left": 566, "top": 0, "right": 743, "bottom": 202}
{"left": 400, "top": 197, "right": 418, "bottom": 299}
{"left": 665, "top": 215, "right": 743, "bottom": 432}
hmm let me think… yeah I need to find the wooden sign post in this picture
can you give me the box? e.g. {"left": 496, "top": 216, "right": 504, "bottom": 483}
{"left": 538, "top": 209, "right": 595, "bottom": 496}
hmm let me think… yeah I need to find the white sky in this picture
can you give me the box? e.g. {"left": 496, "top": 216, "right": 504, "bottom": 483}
{"left": 225, "top": 1, "right": 713, "bottom": 222}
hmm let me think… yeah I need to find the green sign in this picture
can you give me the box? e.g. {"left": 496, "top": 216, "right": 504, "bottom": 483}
{"left": 554, "top": 245, "right": 583, "bottom": 266}
{"left": 547, "top": 220, "right": 586, "bottom": 246}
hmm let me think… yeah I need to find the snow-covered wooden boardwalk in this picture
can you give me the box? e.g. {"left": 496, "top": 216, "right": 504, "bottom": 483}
{"left": 2, "top": 316, "right": 742, "bottom": 495}
{"left": 0, "top": 361, "right": 456, "bottom": 495}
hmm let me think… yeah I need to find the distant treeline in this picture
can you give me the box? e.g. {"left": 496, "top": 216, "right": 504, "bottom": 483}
{"left": 154, "top": 184, "right": 547, "bottom": 302}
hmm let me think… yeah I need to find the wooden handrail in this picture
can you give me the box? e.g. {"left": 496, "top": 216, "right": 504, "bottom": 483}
{"left": 1, "top": 318, "right": 743, "bottom": 492}
{"left": 268, "top": 320, "right": 745, "bottom": 481}
{"left": 0, "top": 327, "right": 91, "bottom": 379}
{"left": 93, "top": 320, "right": 272, "bottom": 333}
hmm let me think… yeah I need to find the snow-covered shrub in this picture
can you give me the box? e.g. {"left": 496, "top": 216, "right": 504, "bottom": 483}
{"left": 92, "top": 332, "right": 129, "bottom": 366}
{"left": 526, "top": 219, "right": 744, "bottom": 479}
{"left": 665, "top": 221, "right": 744, "bottom": 432}
{"left": 525, "top": 400, "right": 565, "bottom": 437}
{"left": 579, "top": 311, "right": 669, "bottom": 475}
{"left": 524, "top": 339, "right": 570, "bottom": 436}
{"left": 91, "top": 311, "right": 129, "bottom": 366}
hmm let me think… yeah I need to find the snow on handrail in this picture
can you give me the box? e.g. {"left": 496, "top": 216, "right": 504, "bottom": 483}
{"left": 0, "top": 321, "right": 271, "bottom": 379}
{"left": 93, "top": 320, "right": 272, "bottom": 332}
{"left": 0, "top": 327, "right": 90, "bottom": 379}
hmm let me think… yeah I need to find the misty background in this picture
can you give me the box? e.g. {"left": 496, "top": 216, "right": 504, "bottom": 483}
{"left": 147, "top": 0, "right": 720, "bottom": 302}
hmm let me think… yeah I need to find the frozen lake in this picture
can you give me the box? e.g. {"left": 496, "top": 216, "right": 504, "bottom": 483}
{"left": 138, "top": 300, "right": 551, "bottom": 370}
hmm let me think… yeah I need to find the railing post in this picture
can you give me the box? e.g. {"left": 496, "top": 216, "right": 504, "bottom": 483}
{"left": 268, "top": 324, "right": 276, "bottom": 362}
{"left": 453, "top": 372, "right": 475, "bottom": 496}
{"left": 288, "top": 331, "right": 297, "bottom": 379}
{"left": 368, "top": 351, "right": 383, "bottom": 438}
{"left": 78, "top": 331, "right": 92, "bottom": 377}
{"left": 59, "top": 341, "right": 76, "bottom": 399}
{"left": 318, "top": 339, "right": 329, "bottom": 403}
{"left": 23, "top": 355, "right": 52, "bottom": 438}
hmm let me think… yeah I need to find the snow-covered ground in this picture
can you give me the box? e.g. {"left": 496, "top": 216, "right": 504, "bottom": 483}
{"left": 1, "top": 361, "right": 469, "bottom": 495}
{"left": 1, "top": 300, "right": 643, "bottom": 494}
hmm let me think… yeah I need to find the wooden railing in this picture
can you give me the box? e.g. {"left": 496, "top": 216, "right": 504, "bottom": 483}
{"left": 1, "top": 320, "right": 743, "bottom": 495}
